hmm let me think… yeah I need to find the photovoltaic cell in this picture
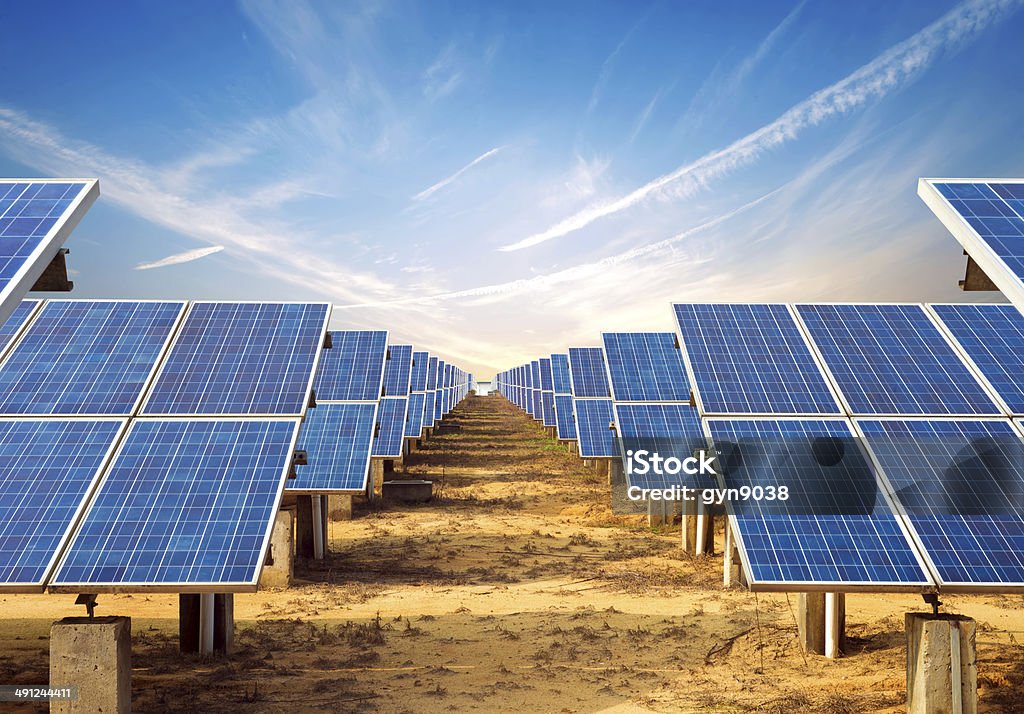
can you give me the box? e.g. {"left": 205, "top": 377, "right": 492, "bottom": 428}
{"left": 796, "top": 304, "right": 1000, "bottom": 416}
{"left": 541, "top": 391, "right": 556, "bottom": 427}
{"left": 0, "top": 300, "right": 38, "bottom": 356}
{"left": 313, "top": 330, "right": 387, "bottom": 401}
{"left": 0, "top": 300, "right": 184, "bottom": 416}
{"left": 859, "top": 418, "right": 1024, "bottom": 590}
{"left": 0, "top": 419, "right": 125, "bottom": 592}
{"left": 674, "top": 303, "right": 841, "bottom": 415}
{"left": 405, "top": 392, "right": 426, "bottom": 438}
{"left": 930, "top": 303, "right": 1024, "bottom": 415}
{"left": 373, "top": 397, "right": 408, "bottom": 458}
{"left": 554, "top": 395, "right": 577, "bottom": 440}
{"left": 51, "top": 418, "right": 298, "bottom": 590}
{"left": 704, "top": 418, "right": 932, "bottom": 589}
{"left": 614, "top": 403, "right": 707, "bottom": 489}
{"left": 0, "top": 181, "right": 97, "bottom": 325}
{"left": 383, "top": 344, "right": 413, "bottom": 397}
{"left": 288, "top": 403, "right": 376, "bottom": 492}
{"left": 423, "top": 391, "right": 436, "bottom": 429}
{"left": 539, "top": 358, "right": 554, "bottom": 391}
{"left": 602, "top": 333, "right": 689, "bottom": 402}
{"left": 410, "top": 351, "right": 429, "bottom": 392}
{"left": 574, "top": 399, "right": 616, "bottom": 458}
{"left": 427, "top": 357, "right": 438, "bottom": 390}
{"left": 569, "top": 347, "right": 610, "bottom": 398}
{"left": 550, "top": 353, "right": 571, "bottom": 394}
{"left": 143, "top": 302, "right": 329, "bottom": 416}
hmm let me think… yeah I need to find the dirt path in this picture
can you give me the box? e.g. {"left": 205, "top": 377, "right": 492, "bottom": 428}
{"left": 2, "top": 395, "right": 1024, "bottom": 712}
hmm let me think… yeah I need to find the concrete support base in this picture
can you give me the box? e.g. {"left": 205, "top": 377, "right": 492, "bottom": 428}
{"left": 50, "top": 616, "right": 131, "bottom": 714}
{"left": 906, "top": 613, "right": 977, "bottom": 714}
{"left": 680, "top": 499, "right": 697, "bottom": 554}
{"left": 407, "top": 438, "right": 419, "bottom": 454}
{"left": 260, "top": 509, "right": 294, "bottom": 588}
{"left": 370, "top": 460, "right": 385, "bottom": 497}
{"left": 179, "top": 594, "right": 235, "bottom": 655}
{"left": 327, "top": 494, "right": 353, "bottom": 522}
{"left": 723, "top": 523, "right": 740, "bottom": 587}
{"left": 295, "top": 495, "right": 327, "bottom": 560}
{"left": 797, "top": 592, "right": 846, "bottom": 657}
{"left": 647, "top": 498, "right": 671, "bottom": 527}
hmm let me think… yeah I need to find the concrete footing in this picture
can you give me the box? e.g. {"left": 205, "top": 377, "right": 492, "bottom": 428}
{"left": 260, "top": 509, "right": 294, "bottom": 588}
{"left": 370, "top": 460, "right": 385, "bottom": 497}
{"left": 327, "top": 494, "right": 353, "bottom": 521}
{"left": 723, "top": 523, "right": 740, "bottom": 587}
{"left": 179, "top": 594, "right": 234, "bottom": 655}
{"left": 382, "top": 479, "right": 432, "bottom": 502}
{"left": 50, "top": 616, "right": 131, "bottom": 714}
{"left": 906, "top": 613, "right": 977, "bottom": 714}
{"left": 797, "top": 592, "right": 845, "bottom": 658}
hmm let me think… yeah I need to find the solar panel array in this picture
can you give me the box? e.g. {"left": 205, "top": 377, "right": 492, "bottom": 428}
{"left": 602, "top": 332, "right": 690, "bottom": 402}
{"left": 0, "top": 297, "right": 329, "bottom": 592}
{"left": 383, "top": 344, "right": 413, "bottom": 397}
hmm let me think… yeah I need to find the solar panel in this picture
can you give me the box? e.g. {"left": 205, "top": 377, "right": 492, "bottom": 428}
{"left": 569, "top": 348, "right": 611, "bottom": 399}
{"left": 313, "top": 330, "right": 387, "bottom": 402}
{"left": 674, "top": 303, "right": 842, "bottom": 416}
{"left": 0, "top": 300, "right": 185, "bottom": 416}
{"left": 423, "top": 390, "right": 436, "bottom": 428}
{"left": 0, "top": 300, "right": 39, "bottom": 357}
{"left": 142, "top": 302, "right": 330, "bottom": 416}
{"left": 602, "top": 333, "right": 689, "bottom": 402}
{"left": 405, "top": 392, "right": 426, "bottom": 438}
{"left": 613, "top": 403, "right": 707, "bottom": 490}
{"left": 0, "top": 180, "right": 98, "bottom": 327}
{"left": 51, "top": 418, "right": 299, "bottom": 591}
{"left": 0, "top": 419, "right": 125, "bottom": 593}
{"left": 434, "top": 361, "right": 445, "bottom": 422}
{"left": 550, "top": 353, "right": 571, "bottom": 395}
{"left": 795, "top": 304, "right": 1000, "bottom": 416}
{"left": 539, "top": 358, "right": 554, "bottom": 391}
{"left": 574, "top": 399, "right": 616, "bottom": 458}
{"left": 426, "top": 356, "right": 438, "bottom": 391}
{"left": 554, "top": 395, "right": 577, "bottom": 440}
{"left": 373, "top": 397, "right": 408, "bottom": 458}
{"left": 919, "top": 179, "right": 1024, "bottom": 310}
{"left": 410, "top": 350, "right": 429, "bottom": 392}
{"left": 705, "top": 418, "right": 933, "bottom": 590}
{"left": 858, "top": 417, "right": 1024, "bottom": 591}
{"left": 929, "top": 303, "right": 1024, "bottom": 416}
{"left": 287, "top": 403, "right": 376, "bottom": 493}
{"left": 383, "top": 344, "right": 413, "bottom": 397}
{"left": 541, "top": 391, "right": 556, "bottom": 427}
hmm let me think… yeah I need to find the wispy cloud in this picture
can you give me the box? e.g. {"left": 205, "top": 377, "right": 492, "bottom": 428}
{"left": 627, "top": 86, "right": 667, "bottom": 145}
{"left": 411, "top": 146, "right": 504, "bottom": 201}
{"left": 423, "top": 43, "right": 463, "bottom": 100}
{"left": 500, "top": 0, "right": 1021, "bottom": 252}
{"left": 135, "top": 246, "right": 225, "bottom": 270}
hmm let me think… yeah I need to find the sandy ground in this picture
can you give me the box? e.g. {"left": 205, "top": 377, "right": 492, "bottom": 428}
{"left": 2, "top": 395, "right": 1024, "bottom": 712}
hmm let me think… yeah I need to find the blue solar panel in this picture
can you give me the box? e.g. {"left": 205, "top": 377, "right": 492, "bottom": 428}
{"left": 574, "top": 399, "right": 616, "bottom": 458}
{"left": 410, "top": 351, "right": 429, "bottom": 392}
{"left": 314, "top": 330, "right": 387, "bottom": 401}
{"left": 0, "top": 300, "right": 184, "bottom": 416}
{"left": 0, "top": 181, "right": 97, "bottom": 321}
{"left": 569, "top": 348, "right": 611, "bottom": 398}
{"left": 143, "top": 302, "right": 330, "bottom": 416}
{"left": 550, "top": 353, "right": 571, "bottom": 395}
{"left": 423, "top": 391, "right": 436, "bottom": 428}
{"left": 288, "top": 403, "right": 376, "bottom": 492}
{"left": 921, "top": 180, "right": 1024, "bottom": 305}
{"left": 541, "top": 391, "right": 556, "bottom": 427}
{"left": 427, "top": 356, "right": 438, "bottom": 390}
{"left": 796, "top": 304, "right": 1000, "bottom": 416}
{"left": 674, "top": 303, "right": 842, "bottom": 415}
{"left": 0, "top": 300, "right": 38, "bottom": 356}
{"left": 0, "top": 419, "right": 125, "bottom": 592}
{"left": 383, "top": 344, "right": 413, "bottom": 396}
{"left": 373, "top": 397, "right": 408, "bottom": 458}
{"left": 614, "top": 403, "right": 707, "bottom": 490}
{"left": 52, "top": 418, "right": 298, "bottom": 590}
{"left": 930, "top": 303, "right": 1024, "bottom": 416}
{"left": 405, "top": 392, "right": 426, "bottom": 438}
{"left": 705, "top": 418, "right": 932, "bottom": 589}
{"left": 859, "top": 418, "right": 1024, "bottom": 590}
{"left": 539, "top": 358, "right": 554, "bottom": 391}
{"left": 554, "top": 395, "right": 577, "bottom": 440}
{"left": 602, "top": 333, "right": 690, "bottom": 402}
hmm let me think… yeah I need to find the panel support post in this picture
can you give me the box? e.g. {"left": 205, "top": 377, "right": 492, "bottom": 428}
{"left": 260, "top": 509, "right": 294, "bottom": 588}
{"left": 680, "top": 497, "right": 697, "bottom": 554}
{"left": 50, "top": 616, "right": 131, "bottom": 714}
{"left": 723, "top": 522, "right": 734, "bottom": 587}
{"left": 824, "top": 592, "right": 845, "bottom": 659}
{"left": 695, "top": 498, "right": 712, "bottom": 554}
{"left": 797, "top": 592, "right": 825, "bottom": 656}
{"left": 199, "top": 593, "right": 215, "bottom": 655}
{"left": 311, "top": 495, "right": 325, "bottom": 561}
{"left": 906, "top": 613, "right": 977, "bottom": 714}
{"left": 295, "top": 495, "right": 315, "bottom": 559}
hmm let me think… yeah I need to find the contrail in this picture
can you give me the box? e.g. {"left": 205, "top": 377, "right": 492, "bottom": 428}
{"left": 412, "top": 146, "right": 504, "bottom": 201}
{"left": 499, "top": 0, "right": 1021, "bottom": 252}
{"left": 135, "top": 245, "right": 224, "bottom": 270}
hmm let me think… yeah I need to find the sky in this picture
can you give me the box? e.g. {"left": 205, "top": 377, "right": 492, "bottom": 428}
{"left": 1, "top": 0, "right": 1023, "bottom": 377}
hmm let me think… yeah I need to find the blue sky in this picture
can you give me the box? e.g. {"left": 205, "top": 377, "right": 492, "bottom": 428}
{"left": 1, "top": 0, "right": 1023, "bottom": 376}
